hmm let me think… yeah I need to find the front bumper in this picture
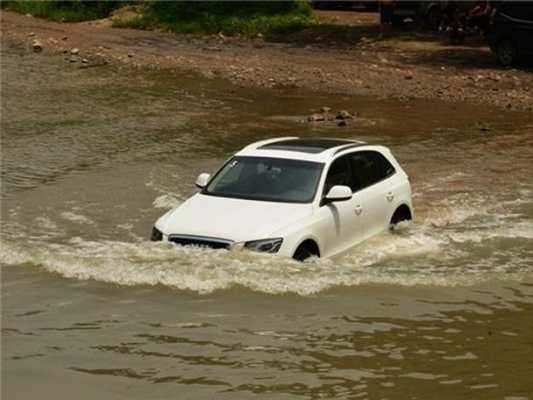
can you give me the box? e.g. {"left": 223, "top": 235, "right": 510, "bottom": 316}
{"left": 151, "top": 227, "right": 286, "bottom": 255}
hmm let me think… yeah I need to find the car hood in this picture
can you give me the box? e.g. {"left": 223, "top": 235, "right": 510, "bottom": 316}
{"left": 158, "top": 193, "right": 313, "bottom": 242}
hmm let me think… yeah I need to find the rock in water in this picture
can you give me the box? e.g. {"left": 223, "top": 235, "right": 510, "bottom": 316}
{"left": 32, "top": 40, "right": 43, "bottom": 52}
{"left": 70, "top": 48, "right": 80, "bottom": 55}
{"left": 308, "top": 114, "right": 325, "bottom": 122}
{"left": 336, "top": 110, "right": 353, "bottom": 120}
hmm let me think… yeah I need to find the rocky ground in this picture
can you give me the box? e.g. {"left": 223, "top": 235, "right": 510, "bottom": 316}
{"left": 2, "top": 9, "right": 532, "bottom": 111}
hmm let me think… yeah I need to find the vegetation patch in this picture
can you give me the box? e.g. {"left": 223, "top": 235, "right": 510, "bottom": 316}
{"left": 112, "top": 1, "right": 314, "bottom": 36}
{"left": 2, "top": 0, "right": 125, "bottom": 22}
{"left": 2, "top": 1, "right": 313, "bottom": 35}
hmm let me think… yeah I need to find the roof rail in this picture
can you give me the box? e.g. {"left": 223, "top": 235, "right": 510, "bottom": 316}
{"left": 245, "top": 136, "right": 299, "bottom": 151}
{"left": 332, "top": 142, "right": 367, "bottom": 155}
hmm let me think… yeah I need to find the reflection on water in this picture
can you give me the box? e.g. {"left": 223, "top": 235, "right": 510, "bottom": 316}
{"left": 1, "top": 44, "right": 533, "bottom": 399}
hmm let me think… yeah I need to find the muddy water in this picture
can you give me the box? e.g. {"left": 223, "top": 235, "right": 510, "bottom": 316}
{"left": 2, "top": 44, "right": 533, "bottom": 400}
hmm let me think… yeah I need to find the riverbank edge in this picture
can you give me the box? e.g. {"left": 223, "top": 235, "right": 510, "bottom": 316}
{"left": 2, "top": 10, "right": 532, "bottom": 112}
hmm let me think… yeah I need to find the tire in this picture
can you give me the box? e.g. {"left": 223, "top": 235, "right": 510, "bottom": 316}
{"left": 496, "top": 39, "right": 517, "bottom": 67}
{"left": 293, "top": 242, "right": 319, "bottom": 262}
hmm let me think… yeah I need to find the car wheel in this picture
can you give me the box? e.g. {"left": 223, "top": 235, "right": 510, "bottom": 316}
{"left": 389, "top": 206, "right": 412, "bottom": 231}
{"left": 496, "top": 39, "right": 517, "bottom": 67}
{"left": 293, "top": 241, "right": 319, "bottom": 262}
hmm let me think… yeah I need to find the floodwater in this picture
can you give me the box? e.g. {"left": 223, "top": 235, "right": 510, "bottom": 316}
{"left": 1, "top": 44, "right": 533, "bottom": 400}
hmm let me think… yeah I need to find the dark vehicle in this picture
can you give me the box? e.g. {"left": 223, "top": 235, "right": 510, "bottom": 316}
{"left": 443, "top": 1, "right": 492, "bottom": 45}
{"left": 382, "top": 1, "right": 445, "bottom": 29}
{"left": 310, "top": 1, "right": 378, "bottom": 11}
{"left": 487, "top": 1, "right": 533, "bottom": 66}
{"left": 310, "top": 1, "right": 352, "bottom": 10}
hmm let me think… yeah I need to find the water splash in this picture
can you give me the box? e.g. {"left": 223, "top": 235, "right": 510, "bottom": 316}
{"left": 2, "top": 214, "right": 531, "bottom": 296}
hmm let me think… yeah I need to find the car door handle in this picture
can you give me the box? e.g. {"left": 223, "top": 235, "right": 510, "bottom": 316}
{"left": 354, "top": 205, "right": 363, "bottom": 216}
{"left": 386, "top": 192, "right": 394, "bottom": 202}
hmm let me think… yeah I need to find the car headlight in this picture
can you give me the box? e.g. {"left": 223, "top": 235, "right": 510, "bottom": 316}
{"left": 150, "top": 226, "right": 163, "bottom": 241}
{"left": 243, "top": 238, "right": 283, "bottom": 253}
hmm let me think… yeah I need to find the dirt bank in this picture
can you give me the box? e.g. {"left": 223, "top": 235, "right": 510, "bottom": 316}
{"left": 2, "top": 9, "right": 532, "bottom": 111}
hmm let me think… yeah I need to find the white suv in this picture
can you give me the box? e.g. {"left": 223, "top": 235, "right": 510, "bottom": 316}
{"left": 151, "top": 137, "right": 413, "bottom": 261}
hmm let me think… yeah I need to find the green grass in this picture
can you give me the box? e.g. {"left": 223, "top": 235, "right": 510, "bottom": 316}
{"left": 2, "top": 1, "right": 314, "bottom": 36}
{"left": 112, "top": 1, "right": 314, "bottom": 36}
{"left": 2, "top": 1, "right": 124, "bottom": 22}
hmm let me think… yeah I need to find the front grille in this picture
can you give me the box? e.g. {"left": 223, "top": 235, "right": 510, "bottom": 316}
{"left": 168, "top": 235, "right": 233, "bottom": 250}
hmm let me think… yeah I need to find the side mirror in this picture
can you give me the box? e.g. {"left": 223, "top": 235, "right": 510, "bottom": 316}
{"left": 323, "top": 185, "right": 352, "bottom": 204}
{"left": 195, "top": 173, "right": 211, "bottom": 189}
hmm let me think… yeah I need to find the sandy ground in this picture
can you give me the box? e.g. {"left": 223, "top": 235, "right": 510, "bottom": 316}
{"left": 2, "top": 9, "right": 532, "bottom": 110}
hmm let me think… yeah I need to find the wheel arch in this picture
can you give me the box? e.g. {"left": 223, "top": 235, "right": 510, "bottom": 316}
{"left": 390, "top": 203, "right": 413, "bottom": 224}
{"left": 293, "top": 237, "right": 321, "bottom": 258}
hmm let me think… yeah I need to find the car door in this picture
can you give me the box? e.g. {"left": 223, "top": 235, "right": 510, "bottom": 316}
{"left": 349, "top": 151, "right": 398, "bottom": 238}
{"left": 500, "top": 2, "right": 533, "bottom": 54}
{"left": 316, "top": 154, "right": 366, "bottom": 256}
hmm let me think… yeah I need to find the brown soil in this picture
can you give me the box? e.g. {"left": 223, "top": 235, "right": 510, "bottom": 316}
{"left": 2, "top": 9, "right": 532, "bottom": 111}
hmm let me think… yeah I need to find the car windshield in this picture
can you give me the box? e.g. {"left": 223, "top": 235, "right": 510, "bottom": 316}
{"left": 204, "top": 156, "right": 324, "bottom": 203}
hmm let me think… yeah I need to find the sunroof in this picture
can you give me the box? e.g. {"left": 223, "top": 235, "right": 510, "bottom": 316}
{"left": 259, "top": 139, "right": 358, "bottom": 154}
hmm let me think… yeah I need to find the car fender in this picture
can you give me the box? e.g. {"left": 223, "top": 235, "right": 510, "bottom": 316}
{"left": 271, "top": 217, "right": 323, "bottom": 258}
{"left": 155, "top": 207, "right": 178, "bottom": 232}
{"left": 388, "top": 199, "right": 414, "bottom": 223}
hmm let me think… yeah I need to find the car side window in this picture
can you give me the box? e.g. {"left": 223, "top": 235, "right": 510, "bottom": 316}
{"left": 372, "top": 152, "right": 396, "bottom": 180}
{"left": 324, "top": 155, "right": 352, "bottom": 194}
{"left": 349, "top": 151, "right": 396, "bottom": 191}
